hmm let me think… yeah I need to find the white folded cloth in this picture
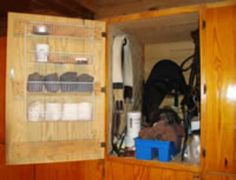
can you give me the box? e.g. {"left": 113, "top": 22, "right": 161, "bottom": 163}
{"left": 112, "top": 35, "right": 133, "bottom": 88}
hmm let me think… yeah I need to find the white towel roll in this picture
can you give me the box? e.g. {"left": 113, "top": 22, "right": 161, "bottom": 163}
{"left": 62, "top": 103, "right": 80, "bottom": 121}
{"left": 77, "top": 102, "right": 92, "bottom": 120}
{"left": 45, "top": 103, "right": 62, "bottom": 121}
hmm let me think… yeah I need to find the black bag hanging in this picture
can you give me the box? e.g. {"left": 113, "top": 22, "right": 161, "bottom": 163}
{"left": 142, "top": 59, "right": 187, "bottom": 124}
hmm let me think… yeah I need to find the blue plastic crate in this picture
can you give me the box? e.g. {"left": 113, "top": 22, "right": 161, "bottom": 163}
{"left": 135, "top": 138, "right": 177, "bottom": 162}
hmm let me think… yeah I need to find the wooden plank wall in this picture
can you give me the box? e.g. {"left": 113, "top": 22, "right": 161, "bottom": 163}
{"left": 0, "top": 37, "right": 104, "bottom": 180}
{"left": 105, "top": 160, "right": 197, "bottom": 180}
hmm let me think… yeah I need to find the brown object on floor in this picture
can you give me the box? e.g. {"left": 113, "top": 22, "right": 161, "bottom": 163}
{"left": 139, "top": 120, "right": 185, "bottom": 149}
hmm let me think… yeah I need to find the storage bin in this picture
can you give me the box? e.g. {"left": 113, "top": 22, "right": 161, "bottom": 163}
{"left": 76, "top": 82, "right": 93, "bottom": 92}
{"left": 76, "top": 74, "right": 94, "bottom": 92}
{"left": 44, "top": 73, "right": 60, "bottom": 92}
{"left": 60, "top": 72, "right": 78, "bottom": 92}
{"left": 135, "top": 138, "right": 177, "bottom": 162}
{"left": 27, "top": 81, "right": 44, "bottom": 92}
{"left": 27, "top": 73, "right": 44, "bottom": 92}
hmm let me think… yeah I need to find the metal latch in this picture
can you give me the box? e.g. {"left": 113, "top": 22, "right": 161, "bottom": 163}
{"left": 202, "top": 148, "right": 206, "bottom": 158}
{"left": 202, "top": 20, "right": 206, "bottom": 29}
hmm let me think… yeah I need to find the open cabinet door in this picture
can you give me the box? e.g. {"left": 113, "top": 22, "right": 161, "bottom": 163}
{"left": 201, "top": 5, "right": 236, "bottom": 173}
{"left": 6, "top": 13, "right": 106, "bottom": 164}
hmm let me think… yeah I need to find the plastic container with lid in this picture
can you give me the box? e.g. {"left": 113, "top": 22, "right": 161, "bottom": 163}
{"left": 125, "top": 111, "right": 142, "bottom": 148}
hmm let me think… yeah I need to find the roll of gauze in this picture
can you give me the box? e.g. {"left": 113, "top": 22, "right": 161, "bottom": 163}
{"left": 62, "top": 103, "right": 80, "bottom": 121}
{"left": 77, "top": 102, "right": 92, "bottom": 120}
{"left": 45, "top": 103, "right": 62, "bottom": 121}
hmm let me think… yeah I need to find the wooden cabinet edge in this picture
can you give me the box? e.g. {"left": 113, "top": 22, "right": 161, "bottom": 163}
{"left": 106, "top": 156, "right": 200, "bottom": 173}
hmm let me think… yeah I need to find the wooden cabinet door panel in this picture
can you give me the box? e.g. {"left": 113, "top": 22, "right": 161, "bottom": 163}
{"left": 6, "top": 13, "right": 106, "bottom": 164}
{"left": 105, "top": 160, "right": 197, "bottom": 180}
{"left": 201, "top": 5, "right": 236, "bottom": 173}
{"left": 35, "top": 160, "right": 104, "bottom": 180}
{"left": 204, "top": 174, "right": 236, "bottom": 180}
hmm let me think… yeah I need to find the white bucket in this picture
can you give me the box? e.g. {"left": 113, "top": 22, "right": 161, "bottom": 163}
{"left": 125, "top": 111, "right": 141, "bottom": 147}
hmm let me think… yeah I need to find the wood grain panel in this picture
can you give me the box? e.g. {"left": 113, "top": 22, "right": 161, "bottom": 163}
{"left": 0, "top": 144, "right": 34, "bottom": 180}
{"left": 105, "top": 160, "right": 197, "bottom": 180}
{"left": 35, "top": 160, "right": 104, "bottom": 180}
{"left": 109, "top": 11, "right": 198, "bottom": 44}
{"left": 204, "top": 174, "right": 236, "bottom": 180}
{"left": 0, "top": 37, "right": 6, "bottom": 143}
{"left": 201, "top": 5, "right": 236, "bottom": 173}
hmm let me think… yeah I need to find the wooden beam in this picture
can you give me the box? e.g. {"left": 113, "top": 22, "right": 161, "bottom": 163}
{"left": 0, "top": 17, "right": 7, "bottom": 37}
{"left": 31, "top": 0, "right": 94, "bottom": 19}
{"left": 74, "top": 0, "right": 97, "bottom": 12}
{"left": 0, "top": 0, "right": 31, "bottom": 17}
{"left": 95, "top": 0, "right": 222, "bottom": 18}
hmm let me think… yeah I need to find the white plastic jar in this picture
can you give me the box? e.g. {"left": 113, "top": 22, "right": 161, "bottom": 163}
{"left": 125, "top": 111, "right": 141, "bottom": 148}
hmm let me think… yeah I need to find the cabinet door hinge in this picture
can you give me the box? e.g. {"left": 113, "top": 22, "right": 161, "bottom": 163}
{"left": 101, "top": 32, "right": 107, "bottom": 38}
{"left": 202, "top": 148, "right": 206, "bottom": 158}
{"left": 192, "top": 174, "right": 201, "bottom": 180}
{"left": 100, "top": 142, "right": 106, "bottom": 148}
{"left": 202, "top": 20, "right": 206, "bottom": 29}
{"left": 203, "top": 84, "right": 207, "bottom": 95}
{"left": 101, "top": 86, "right": 106, "bottom": 93}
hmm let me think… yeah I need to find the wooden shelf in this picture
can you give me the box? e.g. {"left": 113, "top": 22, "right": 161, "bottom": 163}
{"left": 106, "top": 156, "right": 200, "bottom": 173}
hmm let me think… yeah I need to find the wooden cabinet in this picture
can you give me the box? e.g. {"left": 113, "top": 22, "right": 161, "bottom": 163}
{"left": 104, "top": 3, "right": 236, "bottom": 179}
{"left": 1, "top": 35, "right": 105, "bottom": 180}
{"left": 3, "top": 2, "right": 236, "bottom": 179}
{"left": 105, "top": 159, "right": 200, "bottom": 180}
{"left": 201, "top": 5, "right": 236, "bottom": 174}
